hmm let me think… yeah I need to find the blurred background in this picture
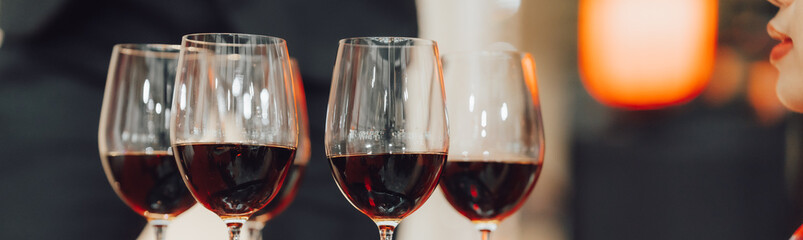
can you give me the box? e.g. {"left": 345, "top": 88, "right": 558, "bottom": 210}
{"left": 0, "top": 0, "right": 798, "bottom": 239}
{"left": 407, "top": 0, "right": 794, "bottom": 240}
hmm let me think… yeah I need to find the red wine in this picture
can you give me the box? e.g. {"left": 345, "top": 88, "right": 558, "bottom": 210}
{"left": 439, "top": 161, "right": 541, "bottom": 222}
{"left": 173, "top": 143, "right": 295, "bottom": 217}
{"left": 103, "top": 152, "right": 195, "bottom": 219}
{"left": 328, "top": 153, "right": 446, "bottom": 220}
{"left": 251, "top": 164, "right": 306, "bottom": 223}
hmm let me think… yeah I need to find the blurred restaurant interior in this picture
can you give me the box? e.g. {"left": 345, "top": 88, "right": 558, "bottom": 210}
{"left": 0, "top": 0, "right": 798, "bottom": 239}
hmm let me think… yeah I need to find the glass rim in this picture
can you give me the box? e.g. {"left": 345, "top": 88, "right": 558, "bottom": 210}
{"left": 326, "top": 151, "right": 449, "bottom": 158}
{"left": 338, "top": 36, "right": 437, "bottom": 47}
{"left": 113, "top": 43, "right": 181, "bottom": 58}
{"left": 440, "top": 50, "right": 533, "bottom": 61}
{"left": 182, "top": 33, "right": 287, "bottom": 47}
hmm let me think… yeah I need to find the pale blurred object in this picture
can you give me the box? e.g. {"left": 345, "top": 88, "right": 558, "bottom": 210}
{"left": 416, "top": 0, "right": 520, "bottom": 54}
{"left": 491, "top": 0, "right": 521, "bottom": 20}
{"left": 579, "top": 0, "right": 718, "bottom": 109}
{"left": 137, "top": 205, "right": 228, "bottom": 240}
{"left": 747, "top": 61, "right": 785, "bottom": 125}
{"left": 487, "top": 42, "right": 519, "bottom": 52}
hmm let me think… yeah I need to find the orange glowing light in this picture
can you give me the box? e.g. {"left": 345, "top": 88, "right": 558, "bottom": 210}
{"left": 579, "top": 0, "right": 718, "bottom": 109}
{"left": 703, "top": 46, "right": 746, "bottom": 107}
{"left": 747, "top": 61, "right": 784, "bottom": 125}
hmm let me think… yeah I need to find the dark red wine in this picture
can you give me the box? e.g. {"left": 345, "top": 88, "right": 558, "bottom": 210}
{"left": 439, "top": 161, "right": 541, "bottom": 222}
{"left": 328, "top": 153, "right": 446, "bottom": 220}
{"left": 173, "top": 143, "right": 295, "bottom": 217}
{"left": 251, "top": 164, "right": 306, "bottom": 223}
{"left": 103, "top": 152, "right": 196, "bottom": 219}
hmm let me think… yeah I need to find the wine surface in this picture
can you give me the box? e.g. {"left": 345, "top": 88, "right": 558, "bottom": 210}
{"left": 251, "top": 164, "right": 306, "bottom": 223}
{"left": 173, "top": 143, "right": 295, "bottom": 217}
{"left": 104, "top": 152, "right": 196, "bottom": 219}
{"left": 439, "top": 160, "right": 541, "bottom": 222}
{"left": 328, "top": 153, "right": 446, "bottom": 220}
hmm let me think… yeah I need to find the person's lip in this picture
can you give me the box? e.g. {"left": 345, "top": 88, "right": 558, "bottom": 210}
{"left": 768, "top": 24, "right": 794, "bottom": 62}
{"left": 771, "top": 38, "right": 793, "bottom": 62}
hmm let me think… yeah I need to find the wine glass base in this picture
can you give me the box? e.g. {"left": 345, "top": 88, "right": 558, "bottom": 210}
{"left": 374, "top": 220, "right": 399, "bottom": 228}
{"left": 474, "top": 222, "right": 498, "bottom": 231}
{"left": 149, "top": 219, "right": 170, "bottom": 226}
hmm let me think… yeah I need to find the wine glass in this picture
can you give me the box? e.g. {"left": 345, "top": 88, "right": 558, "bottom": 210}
{"left": 246, "top": 59, "right": 311, "bottom": 240}
{"left": 325, "top": 37, "right": 449, "bottom": 240}
{"left": 438, "top": 51, "right": 545, "bottom": 240}
{"left": 170, "top": 33, "right": 298, "bottom": 240}
{"left": 98, "top": 44, "right": 197, "bottom": 240}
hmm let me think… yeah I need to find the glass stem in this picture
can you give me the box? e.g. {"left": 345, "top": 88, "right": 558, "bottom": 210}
{"left": 226, "top": 219, "right": 246, "bottom": 240}
{"left": 480, "top": 230, "right": 491, "bottom": 240}
{"left": 378, "top": 225, "right": 395, "bottom": 240}
{"left": 150, "top": 219, "right": 169, "bottom": 240}
{"left": 375, "top": 220, "right": 399, "bottom": 240}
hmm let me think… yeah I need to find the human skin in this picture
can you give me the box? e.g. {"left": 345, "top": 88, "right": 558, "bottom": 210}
{"left": 768, "top": 0, "right": 803, "bottom": 112}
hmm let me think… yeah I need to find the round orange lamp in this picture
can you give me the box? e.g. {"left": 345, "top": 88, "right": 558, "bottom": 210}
{"left": 578, "top": 0, "right": 718, "bottom": 109}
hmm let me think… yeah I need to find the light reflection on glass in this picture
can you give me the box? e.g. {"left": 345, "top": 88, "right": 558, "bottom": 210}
{"left": 244, "top": 93, "right": 252, "bottom": 120}
{"left": 179, "top": 83, "right": 187, "bottom": 110}
{"left": 143, "top": 79, "right": 151, "bottom": 103}
{"left": 383, "top": 91, "right": 388, "bottom": 111}
{"left": 233, "top": 74, "right": 243, "bottom": 96}
{"left": 469, "top": 95, "right": 475, "bottom": 112}
{"left": 261, "top": 89, "right": 269, "bottom": 122}
{"left": 500, "top": 102, "right": 508, "bottom": 121}
{"left": 371, "top": 67, "right": 377, "bottom": 88}
{"left": 481, "top": 110, "right": 487, "bottom": 127}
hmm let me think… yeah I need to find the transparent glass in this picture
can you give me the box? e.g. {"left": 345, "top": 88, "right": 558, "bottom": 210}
{"left": 170, "top": 33, "right": 298, "bottom": 240}
{"left": 438, "top": 51, "right": 545, "bottom": 240}
{"left": 98, "top": 44, "right": 196, "bottom": 240}
{"left": 325, "top": 37, "right": 449, "bottom": 240}
{"left": 246, "top": 59, "right": 311, "bottom": 240}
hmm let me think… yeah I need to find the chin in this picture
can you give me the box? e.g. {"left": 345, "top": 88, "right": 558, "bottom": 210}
{"left": 776, "top": 72, "right": 803, "bottom": 113}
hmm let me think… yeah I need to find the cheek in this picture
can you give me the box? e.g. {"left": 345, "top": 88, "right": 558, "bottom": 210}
{"left": 776, "top": 62, "right": 803, "bottom": 112}
{"left": 774, "top": 40, "right": 803, "bottom": 112}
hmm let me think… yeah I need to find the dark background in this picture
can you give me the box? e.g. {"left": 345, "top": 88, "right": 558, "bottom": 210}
{"left": 0, "top": 0, "right": 417, "bottom": 239}
{"left": 570, "top": 1, "right": 796, "bottom": 239}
